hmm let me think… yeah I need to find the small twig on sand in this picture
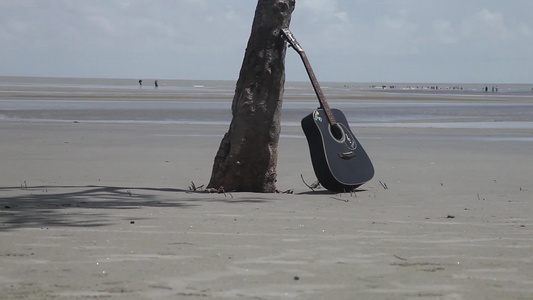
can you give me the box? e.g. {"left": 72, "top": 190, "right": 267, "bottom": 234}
{"left": 393, "top": 254, "right": 408, "bottom": 261}
{"left": 188, "top": 181, "right": 204, "bottom": 192}
{"left": 379, "top": 181, "right": 388, "bottom": 190}
{"left": 330, "top": 196, "right": 349, "bottom": 202}
{"left": 301, "top": 174, "right": 320, "bottom": 191}
{"left": 218, "top": 186, "right": 227, "bottom": 197}
{"left": 205, "top": 186, "right": 232, "bottom": 198}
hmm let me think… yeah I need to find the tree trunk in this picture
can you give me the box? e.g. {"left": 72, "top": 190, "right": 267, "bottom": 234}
{"left": 207, "top": 0, "right": 295, "bottom": 192}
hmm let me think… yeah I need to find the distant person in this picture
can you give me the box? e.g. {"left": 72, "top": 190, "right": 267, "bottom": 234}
{"left": 154, "top": 80, "right": 158, "bottom": 88}
{"left": 139, "top": 79, "right": 142, "bottom": 87}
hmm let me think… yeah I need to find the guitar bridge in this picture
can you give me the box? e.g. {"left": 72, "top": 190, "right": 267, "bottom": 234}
{"left": 338, "top": 151, "right": 356, "bottom": 160}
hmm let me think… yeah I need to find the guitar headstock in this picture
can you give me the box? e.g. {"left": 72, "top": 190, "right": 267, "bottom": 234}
{"left": 281, "top": 28, "right": 303, "bottom": 53}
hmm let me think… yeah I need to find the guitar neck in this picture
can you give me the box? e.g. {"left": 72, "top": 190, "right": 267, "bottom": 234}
{"left": 281, "top": 28, "right": 337, "bottom": 126}
{"left": 298, "top": 51, "right": 337, "bottom": 125}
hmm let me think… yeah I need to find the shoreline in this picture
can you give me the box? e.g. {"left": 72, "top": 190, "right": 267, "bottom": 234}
{"left": 2, "top": 76, "right": 533, "bottom": 100}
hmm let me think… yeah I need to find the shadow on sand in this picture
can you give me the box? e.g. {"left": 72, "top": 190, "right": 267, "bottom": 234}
{"left": 0, "top": 185, "right": 273, "bottom": 231}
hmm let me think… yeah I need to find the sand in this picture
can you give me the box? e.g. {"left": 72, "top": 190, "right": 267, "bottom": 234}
{"left": 1, "top": 81, "right": 533, "bottom": 299}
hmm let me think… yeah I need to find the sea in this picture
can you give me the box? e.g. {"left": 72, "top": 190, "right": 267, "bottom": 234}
{"left": 1, "top": 76, "right": 533, "bottom": 130}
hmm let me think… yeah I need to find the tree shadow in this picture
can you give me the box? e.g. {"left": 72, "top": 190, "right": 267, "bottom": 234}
{"left": 0, "top": 185, "right": 273, "bottom": 231}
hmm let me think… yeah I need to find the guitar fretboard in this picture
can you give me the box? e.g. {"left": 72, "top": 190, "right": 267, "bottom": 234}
{"left": 282, "top": 28, "right": 337, "bottom": 126}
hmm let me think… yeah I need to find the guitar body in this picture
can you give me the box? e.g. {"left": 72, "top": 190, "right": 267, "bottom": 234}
{"left": 301, "top": 108, "right": 374, "bottom": 192}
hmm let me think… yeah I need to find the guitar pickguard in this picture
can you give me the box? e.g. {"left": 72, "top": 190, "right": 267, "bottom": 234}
{"left": 338, "top": 123, "right": 357, "bottom": 151}
{"left": 313, "top": 109, "right": 357, "bottom": 150}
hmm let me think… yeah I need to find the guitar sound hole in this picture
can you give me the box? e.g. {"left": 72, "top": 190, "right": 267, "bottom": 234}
{"left": 330, "top": 124, "right": 345, "bottom": 142}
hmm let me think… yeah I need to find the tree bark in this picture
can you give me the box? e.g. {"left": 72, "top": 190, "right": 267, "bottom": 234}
{"left": 207, "top": 0, "right": 295, "bottom": 192}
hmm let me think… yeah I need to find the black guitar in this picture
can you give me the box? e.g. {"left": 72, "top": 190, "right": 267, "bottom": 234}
{"left": 281, "top": 28, "right": 374, "bottom": 192}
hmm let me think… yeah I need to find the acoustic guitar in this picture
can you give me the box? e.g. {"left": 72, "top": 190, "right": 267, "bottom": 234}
{"left": 281, "top": 28, "right": 374, "bottom": 192}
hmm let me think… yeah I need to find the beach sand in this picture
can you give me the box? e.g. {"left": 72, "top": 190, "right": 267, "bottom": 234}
{"left": 1, "top": 81, "right": 532, "bottom": 299}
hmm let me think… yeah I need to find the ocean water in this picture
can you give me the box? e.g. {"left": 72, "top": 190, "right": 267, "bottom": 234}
{"left": 1, "top": 76, "right": 533, "bottom": 130}
{"left": 1, "top": 76, "right": 532, "bottom": 96}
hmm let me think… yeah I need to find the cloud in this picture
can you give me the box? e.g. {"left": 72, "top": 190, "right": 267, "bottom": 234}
{"left": 519, "top": 23, "right": 532, "bottom": 36}
{"left": 363, "top": 10, "right": 421, "bottom": 56}
{"left": 298, "top": 0, "right": 339, "bottom": 15}
{"left": 461, "top": 9, "right": 507, "bottom": 39}
{"left": 86, "top": 15, "right": 117, "bottom": 36}
{"left": 297, "top": 0, "right": 351, "bottom": 33}
{"left": 291, "top": 0, "right": 353, "bottom": 54}
{"left": 432, "top": 19, "right": 457, "bottom": 45}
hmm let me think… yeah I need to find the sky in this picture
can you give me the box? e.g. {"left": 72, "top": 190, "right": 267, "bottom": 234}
{"left": 1, "top": 0, "right": 532, "bottom": 83}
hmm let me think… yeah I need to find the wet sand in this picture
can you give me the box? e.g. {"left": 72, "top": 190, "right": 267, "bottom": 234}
{"left": 1, "top": 80, "right": 532, "bottom": 299}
